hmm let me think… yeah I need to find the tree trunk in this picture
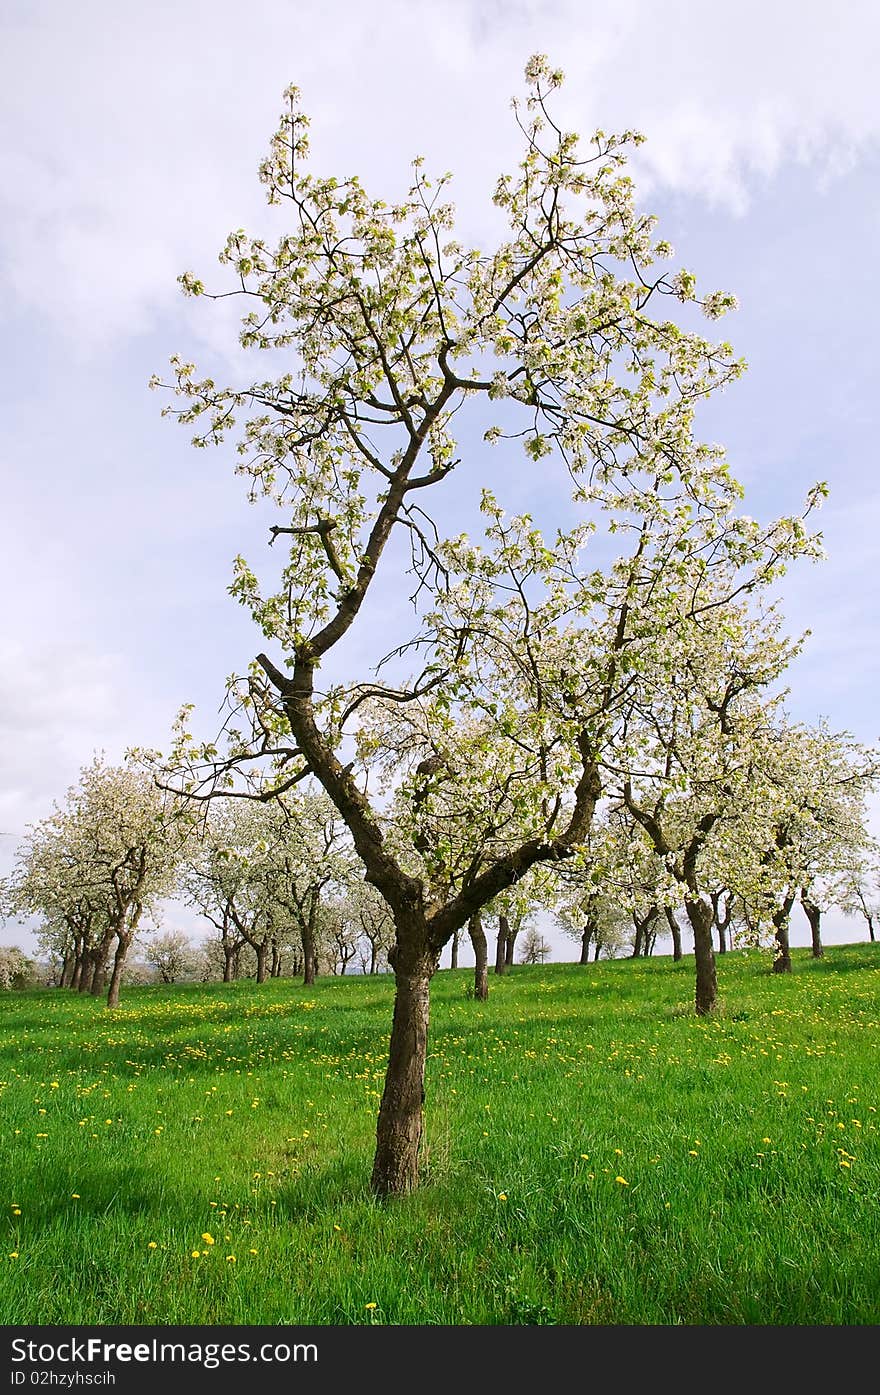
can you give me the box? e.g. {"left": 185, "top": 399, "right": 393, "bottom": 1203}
{"left": 593, "top": 938, "right": 602, "bottom": 962}
{"left": 494, "top": 915, "right": 509, "bottom": 975}
{"left": 370, "top": 942, "right": 379, "bottom": 974}
{"left": 222, "top": 948, "right": 234, "bottom": 982}
{"left": 631, "top": 913, "right": 644, "bottom": 959}
{"left": 90, "top": 929, "right": 115, "bottom": 996}
{"left": 665, "top": 906, "right": 683, "bottom": 962}
{"left": 685, "top": 896, "right": 717, "bottom": 1015}
{"left": 772, "top": 893, "right": 795, "bottom": 973}
{"left": 801, "top": 892, "right": 823, "bottom": 960}
{"left": 77, "top": 949, "right": 93, "bottom": 993}
{"left": 504, "top": 924, "right": 517, "bottom": 968}
{"left": 469, "top": 913, "right": 489, "bottom": 1001}
{"left": 450, "top": 928, "right": 459, "bottom": 970}
{"left": 106, "top": 936, "right": 130, "bottom": 1010}
{"left": 271, "top": 941, "right": 281, "bottom": 977}
{"left": 579, "top": 925, "right": 592, "bottom": 965}
{"left": 643, "top": 909, "right": 659, "bottom": 957}
{"left": 371, "top": 948, "right": 435, "bottom": 1196}
{"left": 255, "top": 941, "right": 269, "bottom": 984}
{"left": 302, "top": 921, "right": 317, "bottom": 986}
{"left": 868, "top": 914, "right": 876, "bottom": 944}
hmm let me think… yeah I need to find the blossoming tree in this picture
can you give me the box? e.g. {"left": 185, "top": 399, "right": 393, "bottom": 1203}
{"left": 154, "top": 58, "right": 821, "bottom": 1192}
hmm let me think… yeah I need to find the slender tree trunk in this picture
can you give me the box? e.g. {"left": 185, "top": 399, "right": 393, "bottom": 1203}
{"left": 450, "top": 928, "right": 459, "bottom": 969}
{"left": 302, "top": 907, "right": 317, "bottom": 986}
{"left": 255, "top": 941, "right": 269, "bottom": 984}
{"left": 772, "top": 893, "right": 795, "bottom": 973}
{"left": 222, "top": 948, "right": 234, "bottom": 982}
{"left": 504, "top": 924, "right": 517, "bottom": 967}
{"left": 370, "top": 942, "right": 379, "bottom": 974}
{"left": 494, "top": 915, "right": 509, "bottom": 975}
{"left": 371, "top": 945, "right": 436, "bottom": 1196}
{"left": 579, "top": 925, "right": 592, "bottom": 965}
{"left": 631, "top": 913, "right": 644, "bottom": 959}
{"left": 868, "top": 914, "right": 876, "bottom": 944}
{"left": 593, "top": 937, "right": 602, "bottom": 962}
{"left": 469, "top": 913, "right": 489, "bottom": 1001}
{"left": 665, "top": 906, "right": 683, "bottom": 962}
{"left": 801, "top": 892, "right": 823, "bottom": 960}
{"left": 77, "top": 949, "right": 93, "bottom": 993}
{"left": 685, "top": 896, "right": 718, "bottom": 1015}
{"left": 271, "top": 941, "right": 281, "bottom": 977}
{"left": 106, "top": 936, "right": 130, "bottom": 1010}
{"left": 70, "top": 956, "right": 83, "bottom": 991}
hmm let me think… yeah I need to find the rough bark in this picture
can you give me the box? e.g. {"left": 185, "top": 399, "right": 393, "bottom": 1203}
{"left": 370, "top": 947, "right": 435, "bottom": 1196}
{"left": 469, "top": 913, "right": 489, "bottom": 1001}
{"left": 106, "top": 936, "right": 130, "bottom": 1010}
{"left": 801, "top": 891, "right": 823, "bottom": 960}
{"left": 579, "top": 925, "right": 592, "bottom": 965}
{"left": 685, "top": 896, "right": 718, "bottom": 1015}
{"left": 89, "top": 929, "right": 115, "bottom": 996}
{"left": 255, "top": 941, "right": 270, "bottom": 984}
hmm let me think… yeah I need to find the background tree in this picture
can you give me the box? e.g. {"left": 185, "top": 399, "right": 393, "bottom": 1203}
{"left": 834, "top": 850, "right": 880, "bottom": 944}
{"left": 730, "top": 722, "right": 877, "bottom": 970}
{"left": 4, "top": 758, "right": 190, "bottom": 1008}
{"left": 622, "top": 597, "right": 801, "bottom": 1012}
{"left": 518, "top": 927, "right": 552, "bottom": 964}
{"left": 144, "top": 929, "right": 200, "bottom": 983}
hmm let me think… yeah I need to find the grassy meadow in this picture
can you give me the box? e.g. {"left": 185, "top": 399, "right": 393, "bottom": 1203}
{"left": 1, "top": 943, "right": 878, "bottom": 1326}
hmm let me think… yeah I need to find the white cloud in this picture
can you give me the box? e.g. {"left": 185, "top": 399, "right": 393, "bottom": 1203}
{"left": 2, "top": 1, "right": 879, "bottom": 348}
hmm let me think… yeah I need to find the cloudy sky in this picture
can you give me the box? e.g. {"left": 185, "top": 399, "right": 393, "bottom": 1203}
{"left": 2, "top": 0, "right": 879, "bottom": 959}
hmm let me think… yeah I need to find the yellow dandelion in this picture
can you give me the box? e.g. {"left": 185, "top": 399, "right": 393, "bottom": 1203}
{"left": 9, "top": 1252, "right": 19, "bottom": 1260}
{"left": 615, "top": 1176, "right": 629, "bottom": 1186}
{"left": 226, "top": 1255, "right": 236, "bottom": 1263}
{"left": 688, "top": 1150, "right": 699, "bottom": 1156}
{"left": 365, "top": 1302, "right": 377, "bottom": 1310}
{"left": 580, "top": 1154, "right": 589, "bottom": 1160}
{"left": 147, "top": 1242, "right": 157, "bottom": 1249}
{"left": 71, "top": 1194, "right": 80, "bottom": 1200}
{"left": 614, "top": 1148, "right": 623, "bottom": 1156}
{"left": 191, "top": 1251, "right": 201, "bottom": 1259}
{"left": 497, "top": 1192, "right": 508, "bottom": 1202}
{"left": 761, "top": 1137, "right": 771, "bottom": 1144}
{"left": 249, "top": 1248, "right": 258, "bottom": 1255}
{"left": 11, "top": 1208, "right": 21, "bottom": 1216}
{"left": 202, "top": 1233, "right": 215, "bottom": 1245}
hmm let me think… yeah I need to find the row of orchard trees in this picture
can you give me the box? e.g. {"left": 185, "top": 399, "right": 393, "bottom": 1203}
{"left": 6, "top": 708, "right": 875, "bottom": 1006}
{"left": 1, "top": 765, "right": 400, "bottom": 1003}
{"left": 6, "top": 59, "right": 879, "bottom": 1194}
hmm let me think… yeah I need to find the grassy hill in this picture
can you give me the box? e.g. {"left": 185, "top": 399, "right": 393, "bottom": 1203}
{"left": 1, "top": 943, "right": 878, "bottom": 1325}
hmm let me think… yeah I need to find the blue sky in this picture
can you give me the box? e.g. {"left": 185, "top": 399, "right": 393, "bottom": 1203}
{"left": 2, "top": 0, "right": 879, "bottom": 959}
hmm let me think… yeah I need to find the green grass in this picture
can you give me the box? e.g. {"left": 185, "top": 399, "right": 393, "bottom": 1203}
{"left": 1, "top": 943, "right": 878, "bottom": 1325}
